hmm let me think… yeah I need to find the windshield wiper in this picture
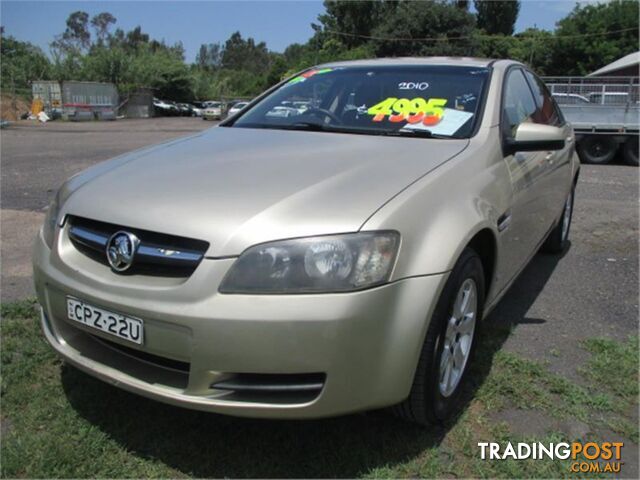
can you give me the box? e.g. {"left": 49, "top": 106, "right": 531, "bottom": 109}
{"left": 286, "top": 122, "right": 333, "bottom": 132}
{"left": 383, "top": 128, "right": 451, "bottom": 139}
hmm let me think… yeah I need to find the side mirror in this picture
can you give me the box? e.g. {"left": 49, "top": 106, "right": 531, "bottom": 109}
{"left": 505, "top": 123, "right": 565, "bottom": 155}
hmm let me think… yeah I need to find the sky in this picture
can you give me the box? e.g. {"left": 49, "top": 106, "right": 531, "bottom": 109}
{"left": 1, "top": 0, "right": 603, "bottom": 62}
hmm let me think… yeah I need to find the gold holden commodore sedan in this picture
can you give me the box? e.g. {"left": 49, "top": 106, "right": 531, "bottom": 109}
{"left": 33, "top": 58, "right": 578, "bottom": 425}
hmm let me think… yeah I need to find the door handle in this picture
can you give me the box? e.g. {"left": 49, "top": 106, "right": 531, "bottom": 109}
{"left": 497, "top": 210, "right": 512, "bottom": 232}
{"left": 545, "top": 151, "right": 555, "bottom": 163}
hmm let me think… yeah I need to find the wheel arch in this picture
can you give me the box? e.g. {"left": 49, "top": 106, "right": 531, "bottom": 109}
{"left": 466, "top": 228, "right": 497, "bottom": 302}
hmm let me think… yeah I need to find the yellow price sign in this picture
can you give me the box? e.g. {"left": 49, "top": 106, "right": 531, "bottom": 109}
{"left": 367, "top": 97, "right": 447, "bottom": 126}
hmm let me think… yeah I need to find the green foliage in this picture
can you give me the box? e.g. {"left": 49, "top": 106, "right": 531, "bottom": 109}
{"left": 474, "top": 0, "right": 521, "bottom": 36}
{"left": 221, "top": 31, "right": 271, "bottom": 74}
{"left": 60, "top": 10, "right": 91, "bottom": 50}
{"left": 0, "top": 36, "right": 51, "bottom": 90}
{"left": 2, "top": 1, "right": 638, "bottom": 102}
{"left": 548, "top": 0, "right": 640, "bottom": 75}
{"left": 371, "top": 0, "right": 476, "bottom": 57}
{"left": 475, "top": 28, "right": 555, "bottom": 74}
{"left": 90, "top": 12, "right": 116, "bottom": 45}
{"left": 196, "top": 42, "right": 222, "bottom": 71}
{"left": 318, "top": 0, "right": 391, "bottom": 48}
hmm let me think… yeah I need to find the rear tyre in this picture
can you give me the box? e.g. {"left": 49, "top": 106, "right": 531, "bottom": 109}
{"left": 394, "top": 248, "right": 484, "bottom": 425}
{"left": 542, "top": 186, "right": 575, "bottom": 254}
{"left": 577, "top": 136, "right": 617, "bottom": 164}
{"left": 623, "top": 138, "right": 639, "bottom": 166}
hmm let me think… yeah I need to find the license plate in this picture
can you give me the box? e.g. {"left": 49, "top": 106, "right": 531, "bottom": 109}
{"left": 66, "top": 297, "right": 144, "bottom": 345}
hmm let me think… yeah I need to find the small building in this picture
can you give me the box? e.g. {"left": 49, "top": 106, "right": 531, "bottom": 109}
{"left": 588, "top": 51, "right": 640, "bottom": 77}
{"left": 121, "top": 88, "right": 154, "bottom": 118}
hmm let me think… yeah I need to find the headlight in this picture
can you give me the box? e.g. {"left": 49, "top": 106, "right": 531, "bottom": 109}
{"left": 219, "top": 231, "right": 399, "bottom": 294}
{"left": 42, "top": 191, "right": 62, "bottom": 248}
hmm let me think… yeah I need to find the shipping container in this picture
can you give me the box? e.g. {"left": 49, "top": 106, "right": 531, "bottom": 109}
{"left": 61, "top": 81, "right": 118, "bottom": 120}
{"left": 32, "top": 81, "right": 63, "bottom": 117}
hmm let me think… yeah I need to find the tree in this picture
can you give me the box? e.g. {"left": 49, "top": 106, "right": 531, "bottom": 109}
{"left": 196, "top": 43, "right": 222, "bottom": 70}
{"left": 475, "top": 28, "right": 554, "bottom": 74}
{"left": 124, "top": 26, "right": 150, "bottom": 51}
{"left": 221, "top": 32, "right": 271, "bottom": 74}
{"left": 61, "top": 10, "right": 91, "bottom": 50}
{"left": 90, "top": 12, "right": 116, "bottom": 44}
{"left": 371, "top": 1, "right": 476, "bottom": 57}
{"left": 1, "top": 35, "right": 51, "bottom": 90}
{"left": 548, "top": 0, "right": 639, "bottom": 75}
{"left": 317, "top": 0, "right": 391, "bottom": 48}
{"left": 474, "top": 0, "right": 520, "bottom": 36}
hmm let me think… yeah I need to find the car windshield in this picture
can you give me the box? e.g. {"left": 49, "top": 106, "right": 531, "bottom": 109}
{"left": 229, "top": 65, "right": 490, "bottom": 138}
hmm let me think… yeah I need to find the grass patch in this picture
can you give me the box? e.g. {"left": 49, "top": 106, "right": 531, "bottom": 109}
{"left": 0, "top": 304, "right": 637, "bottom": 478}
{"left": 580, "top": 336, "right": 639, "bottom": 403}
{"left": 1, "top": 298, "right": 38, "bottom": 320}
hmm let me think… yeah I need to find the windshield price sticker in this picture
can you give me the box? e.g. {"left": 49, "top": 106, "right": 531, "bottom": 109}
{"left": 367, "top": 97, "right": 448, "bottom": 126}
{"left": 398, "top": 82, "right": 429, "bottom": 90}
{"left": 287, "top": 68, "right": 334, "bottom": 86}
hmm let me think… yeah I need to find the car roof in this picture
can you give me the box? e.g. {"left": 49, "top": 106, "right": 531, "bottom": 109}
{"left": 317, "top": 57, "right": 502, "bottom": 69}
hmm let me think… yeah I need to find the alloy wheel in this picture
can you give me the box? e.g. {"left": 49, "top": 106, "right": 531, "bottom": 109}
{"left": 439, "top": 278, "right": 477, "bottom": 397}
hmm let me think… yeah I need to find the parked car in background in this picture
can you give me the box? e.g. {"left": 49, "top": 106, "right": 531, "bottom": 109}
{"left": 189, "top": 104, "right": 202, "bottom": 117}
{"left": 265, "top": 105, "right": 299, "bottom": 118}
{"left": 175, "top": 103, "right": 190, "bottom": 116}
{"left": 176, "top": 103, "right": 201, "bottom": 117}
{"left": 34, "top": 58, "right": 578, "bottom": 425}
{"left": 227, "top": 101, "right": 250, "bottom": 117}
{"left": 202, "top": 102, "right": 222, "bottom": 120}
{"left": 153, "top": 98, "right": 177, "bottom": 116}
{"left": 292, "top": 101, "right": 312, "bottom": 113}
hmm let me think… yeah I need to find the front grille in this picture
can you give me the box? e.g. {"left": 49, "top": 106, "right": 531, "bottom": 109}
{"left": 92, "top": 334, "right": 191, "bottom": 374}
{"left": 67, "top": 216, "right": 209, "bottom": 277}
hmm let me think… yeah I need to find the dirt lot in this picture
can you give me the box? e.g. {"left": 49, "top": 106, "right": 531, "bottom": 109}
{"left": 0, "top": 117, "right": 638, "bottom": 477}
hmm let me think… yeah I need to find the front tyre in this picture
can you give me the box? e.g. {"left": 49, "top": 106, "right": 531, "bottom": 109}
{"left": 394, "top": 248, "right": 484, "bottom": 425}
{"left": 541, "top": 186, "right": 574, "bottom": 254}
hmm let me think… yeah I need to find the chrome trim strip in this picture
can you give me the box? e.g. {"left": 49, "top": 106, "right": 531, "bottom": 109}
{"left": 137, "top": 245, "right": 202, "bottom": 263}
{"left": 68, "top": 225, "right": 203, "bottom": 266}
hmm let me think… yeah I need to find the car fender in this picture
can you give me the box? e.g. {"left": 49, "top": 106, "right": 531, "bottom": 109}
{"left": 361, "top": 129, "right": 509, "bottom": 291}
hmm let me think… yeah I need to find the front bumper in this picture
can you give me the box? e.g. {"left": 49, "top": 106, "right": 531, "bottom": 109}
{"left": 33, "top": 228, "right": 447, "bottom": 418}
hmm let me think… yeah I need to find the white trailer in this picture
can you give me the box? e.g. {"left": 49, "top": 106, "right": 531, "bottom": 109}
{"left": 543, "top": 76, "right": 639, "bottom": 166}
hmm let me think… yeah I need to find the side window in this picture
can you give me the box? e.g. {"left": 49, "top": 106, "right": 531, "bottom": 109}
{"left": 524, "top": 71, "right": 563, "bottom": 126}
{"left": 502, "top": 69, "right": 537, "bottom": 138}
